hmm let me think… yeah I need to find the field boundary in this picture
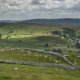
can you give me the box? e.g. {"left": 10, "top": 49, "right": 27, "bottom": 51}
{"left": 0, "top": 48, "right": 80, "bottom": 69}
{"left": 0, "top": 60, "right": 80, "bottom": 70}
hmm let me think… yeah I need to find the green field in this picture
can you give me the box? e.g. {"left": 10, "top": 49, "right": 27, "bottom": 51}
{"left": 0, "top": 24, "right": 79, "bottom": 49}
{"left": 0, "top": 64, "right": 80, "bottom": 80}
{"left": 0, "top": 23, "right": 80, "bottom": 80}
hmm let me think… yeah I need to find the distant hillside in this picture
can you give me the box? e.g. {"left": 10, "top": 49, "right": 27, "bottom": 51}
{"left": 0, "top": 18, "right": 80, "bottom": 26}
{"left": 23, "top": 18, "right": 80, "bottom": 25}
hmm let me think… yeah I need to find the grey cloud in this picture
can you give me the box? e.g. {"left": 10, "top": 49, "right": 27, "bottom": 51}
{"left": 0, "top": 0, "right": 80, "bottom": 20}
{"left": 31, "top": 0, "right": 45, "bottom": 5}
{"left": 31, "top": 0, "right": 41, "bottom": 5}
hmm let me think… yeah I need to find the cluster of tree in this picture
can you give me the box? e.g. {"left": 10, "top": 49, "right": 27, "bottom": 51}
{"left": 62, "top": 28, "right": 76, "bottom": 38}
{"left": 0, "top": 30, "right": 14, "bottom": 39}
{"left": 51, "top": 28, "right": 76, "bottom": 39}
{"left": 52, "top": 49, "right": 62, "bottom": 54}
{"left": 44, "top": 48, "right": 63, "bottom": 54}
{"left": 51, "top": 30, "right": 61, "bottom": 36}
{"left": 75, "top": 41, "right": 80, "bottom": 49}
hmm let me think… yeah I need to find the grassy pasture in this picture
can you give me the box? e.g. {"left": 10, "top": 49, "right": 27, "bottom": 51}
{"left": 0, "top": 24, "right": 80, "bottom": 56}
{"left": 0, "top": 24, "right": 80, "bottom": 80}
{"left": 0, "top": 24, "right": 79, "bottom": 49}
{"left": 0, "top": 36, "right": 69, "bottom": 49}
{"left": 0, "top": 64, "right": 80, "bottom": 80}
{"left": 0, "top": 49, "right": 66, "bottom": 64}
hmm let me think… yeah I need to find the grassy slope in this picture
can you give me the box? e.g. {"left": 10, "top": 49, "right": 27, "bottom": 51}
{"left": 0, "top": 24, "right": 74, "bottom": 49}
{"left": 0, "top": 24, "right": 80, "bottom": 80}
{"left": 0, "top": 49, "right": 66, "bottom": 64}
{"left": 0, "top": 64, "right": 80, "bottom": 80}
{"left": 0, "top": 49, "right": 80, "bottom": 65}
{"left": 0, "top": 49, "right": 80, "bottom": 80}
{"left": 0, "top": 24, "right": 79, "bottom": 56}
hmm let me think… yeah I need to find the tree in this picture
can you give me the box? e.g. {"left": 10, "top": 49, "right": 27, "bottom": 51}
{"left": 75, "top": 41, "right": 80, "bottom": 49}
{"left": 44, "top": 43, "right": 49, "bottom": 47}
{"left": 51, "top": 30, "right": 61, "bottom": 36}
{"left": 52, "top": 49, "right": 62, "bottom": 54}
{"left": 19, "top": 40, "right": 22, "bottom": 43}
{"left": 0, "top": 33, "right": 2, "bottom": 39}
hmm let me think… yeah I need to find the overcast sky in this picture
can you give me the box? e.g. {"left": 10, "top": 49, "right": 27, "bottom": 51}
{"left": 0, "top": 0, "right": 80, "bottom": 20}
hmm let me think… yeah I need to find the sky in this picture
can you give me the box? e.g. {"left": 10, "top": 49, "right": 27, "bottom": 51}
{"left": 0, "top": 0, "right": 80, "bottom": 20}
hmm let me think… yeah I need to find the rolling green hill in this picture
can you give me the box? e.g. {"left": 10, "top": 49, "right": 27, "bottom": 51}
{"left": 0, "top": 23, "right": 80, "bottom": 80}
